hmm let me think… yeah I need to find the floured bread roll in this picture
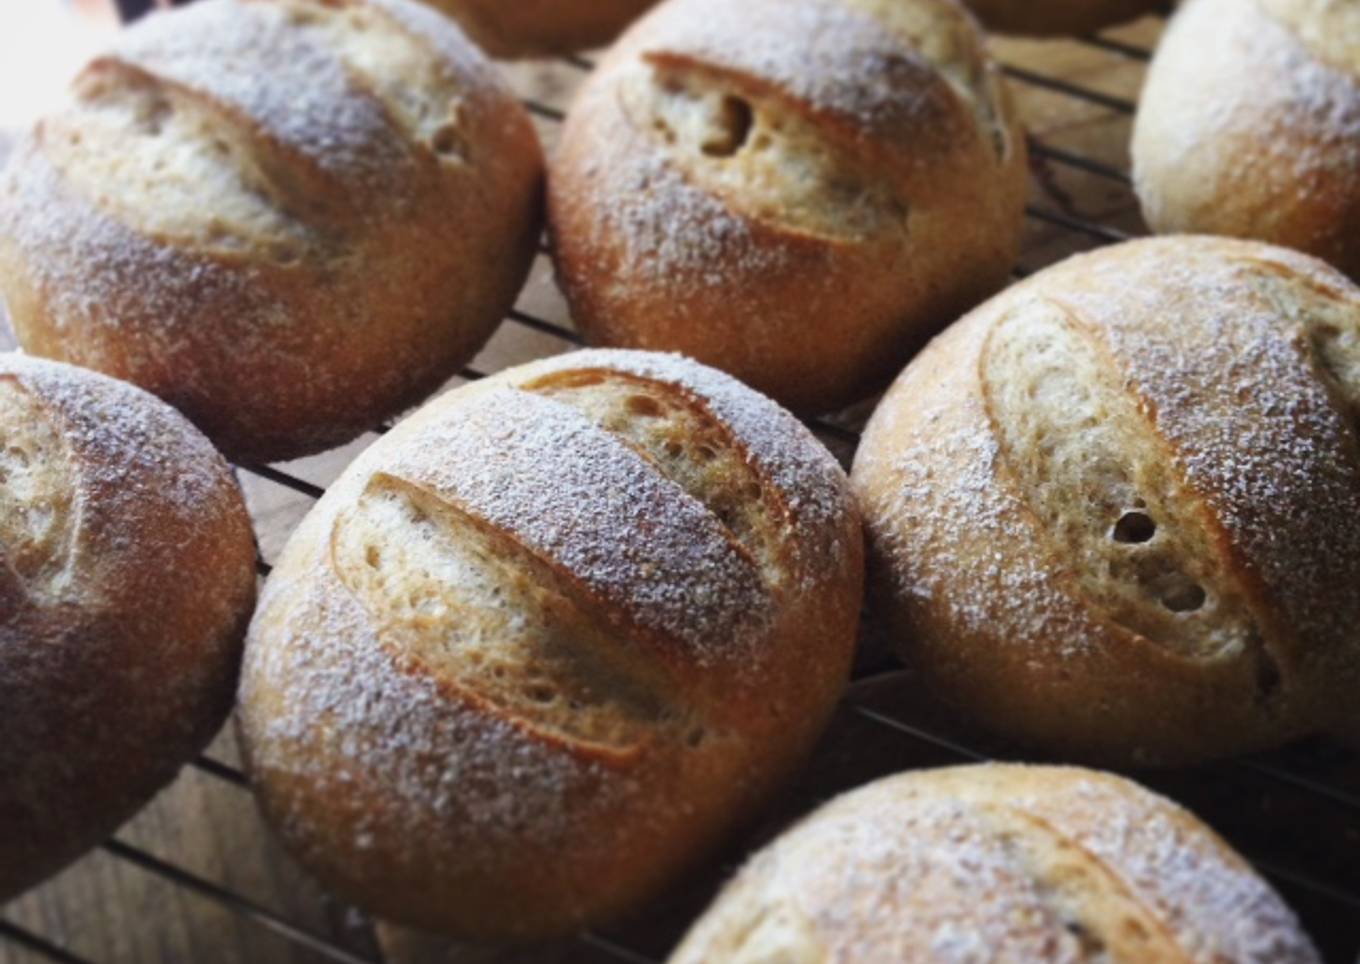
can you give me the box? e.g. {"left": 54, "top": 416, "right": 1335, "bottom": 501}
{"left": 548, "top": 0, "right": 1027, "bottom": 414}
{"left": 0, "top": 0, "right": 543, "bottom": 463}
{"left": 427, "top": 0, "right": 656, "bottom": 57}
{"left": 238, "top": 349, "right": 863, "bottom": 940}
{"left": 852, "top": 237, "right": 1360, "bottom": 766}
{"left": 965, "top": 0, "right": 1164, "bottom": 35}
{"left": 0, "top": 354, "right": 256, "bottom": 900}
{"left": 1133, "top": 0, "right": 1360, "bottom": 280}
{"left": 671, "top": 765, "right": 1321, "bottom": 963}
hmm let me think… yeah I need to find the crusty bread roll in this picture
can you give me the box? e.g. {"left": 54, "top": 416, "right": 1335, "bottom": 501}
{"left": 0, "top": 353, "right": 256, "bottom": 901}
{"left": 238, "top": 349, "right": 863, "bottom": 940}
{"left": 426, "top": 0, "right": 656, "bottom": 58}
{"left": 671, "top": 764, "right": 1321, "bottom": 963}
{"left": 548, "top": 0, "right": 1027, "bottom": 414}
{"left": 851, "top": 236, "right": 1360, "bottom": 766}
{"left": 1133, "top": 0, "right": 1360, "bottom": 281}
{"left": 964, "top": 0, "right": 1164, "bottom": 35}
{"left": 0, "top": 0, "right": 543, "bottom": 464}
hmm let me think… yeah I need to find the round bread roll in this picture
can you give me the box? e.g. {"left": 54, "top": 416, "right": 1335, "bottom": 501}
{"left": 0, "top": 353, "right": 256, "bottom": 901}
{"left": 238, "top": 349, "right": 864, "bottom": 939}
{"left": 851, "top": 236, "right": 1360, "bottom": 766}
{"left": 1133, "top": 0, "right": 1360, "bottom": 280}
{"left": 671, "top": 764, "right": 1321, "bottom": 963}
{"left": 0, "top": 0, "right": 543, "bottom": 464}
{"left": 427, "top": 0, "right": 656, "bottom": 58}
{"left": 964, "top": 0, "right": 1164, "bottom": 35}
{"left": 548, "top": 0, "right": 1027, "bottom": 414}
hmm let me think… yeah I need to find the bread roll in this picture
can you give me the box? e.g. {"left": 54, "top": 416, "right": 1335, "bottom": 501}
{"left": 0, "top": 0, "right": 543, "bottom": 464}
{"left": 548, "top": 0, "right": 1027, "bottom": 414}
{"left": 851, "top": 236, "right": 1360, "bottom": 766}
{"left": 964, "top": 0, "right": 1164, "bottom": 35}
{"left": 671, "top": 764, "right": 1321, "bottom": 963}
{"left": 426, "top": 0, "right": 655, "bottom": 58}
{"left": 1133, "top": 0, "right": 1360, "bottom": 281}
{"left": 238, "top": 349, "right": 863, "bottom": 940}
{"left": 0, "top": 353, "right": 256, "bottom": 901}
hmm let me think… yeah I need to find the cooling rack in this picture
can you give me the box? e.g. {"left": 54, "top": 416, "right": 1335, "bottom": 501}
{"left": 2, "top": 6, "right": 1358, "bottom": 963}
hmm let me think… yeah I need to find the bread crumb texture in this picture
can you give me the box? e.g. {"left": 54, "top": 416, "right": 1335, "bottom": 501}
{"left": 852, "top": 237, "right": 1360, "bottom": 764}
{"left": 0, "top": 0, "right": 542, "bottom": 462}
{"left": 670, "top": 765, "right": 1321, "bottom": 963}
{"left": 239, "top": 350, "right": 862, "bottom": 939}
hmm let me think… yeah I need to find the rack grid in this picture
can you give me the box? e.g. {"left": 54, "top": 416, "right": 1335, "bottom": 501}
{"left": 3, "top": 6, "right": 1358, "bottom": 964}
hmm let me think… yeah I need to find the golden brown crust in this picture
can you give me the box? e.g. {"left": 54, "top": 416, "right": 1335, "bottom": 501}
{"left": 1133, "top": 0, "right": 1360, "bottom": 281}
{"left": 851, "top": 237, "right": 1360, "bottom": 766}
{"left": 0, "top": 0, "right": 543, "bottom": 463}
{"left": 0, "top": 353, "right": 256, "bottom": 901}
{"left": 670, "top": 765, "right": 1321, "bottom": 963}
{"left": 547, "top": 0, "right": 1027, "bottom": 415}
{"left": 238, "top": 349, "right": 863, "bottom": 940}
{"left": 426, "top": 0, "right": 656, "bottom": 57}
{"left": 964, "top": 0, "right": 1164, "bottom": 35}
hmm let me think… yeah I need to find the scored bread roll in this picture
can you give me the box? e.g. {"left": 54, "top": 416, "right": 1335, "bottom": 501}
{"left": 548, "top": 0, "right": 1027, "bottom": 414}
{"left": 0, "top": 354, "right": 256, "bottom": 901}
{"left": 670, "top": 764, "right": 1321, "bottom": 963}
{"left": 426, "top": 0, "right": 656, "bottom": 58}
{"left": 0, "top": 0, "right": 543, "bottom": 464}
{"left": 964, "top": 0, "right": 1164, "bottom": 35}
{"left": 1133, "top": 0, "right": 1360, "bottom": 280}
{"left": 851, "top": 236, "right": 1360, "bottom": 766}
{"left": 238, "top": 349, "right": 864, "bottom": 940}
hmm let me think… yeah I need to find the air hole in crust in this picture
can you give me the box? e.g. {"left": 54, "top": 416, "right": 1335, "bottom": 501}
{"left": 685, "top": 727, "right": 706, "bottom": 748}
{"left": 626, "top": 394, "right": 664, "bottom": 418}
{"left": 701, "top": 96, "right": 753, "bottom": 157}
{"left": 365, "top": 545, "right": 381, "bottom": 569}
{"left": 430, "top": 124, "right": 465, "bottom": 159}
{"left": 1155, "top": 575, "right": 1206, "bottom": 614}
{"left": 1112, "top": 511, "right": 1156, "bottom": 544}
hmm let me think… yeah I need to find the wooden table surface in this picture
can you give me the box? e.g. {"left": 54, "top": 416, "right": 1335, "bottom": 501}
{"left": 3, "top": 12, "right": 1359, "bottom": 964}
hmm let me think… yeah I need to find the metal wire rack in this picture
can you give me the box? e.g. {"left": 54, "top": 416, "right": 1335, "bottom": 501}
{"left": 3, "top": 7, "right": 1359, "bottom": 964}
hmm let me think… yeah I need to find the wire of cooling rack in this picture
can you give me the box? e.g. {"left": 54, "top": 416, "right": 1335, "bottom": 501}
{"left": 5, "top": 11, "right": 1360, "bottom": 964}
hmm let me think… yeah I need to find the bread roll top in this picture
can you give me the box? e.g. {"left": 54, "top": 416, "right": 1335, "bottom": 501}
{"left": 1133, "top": 0, "right": 1360, "bottom": 280}
{"left": 0, "top": 352, "right": 253, "bottom": 639}
{"left": 853, "top": 237, "right": 1360, "bottom": 761}
{"left": 240, "top": 349, "right": 862, "bottom": 936}
{"left": 549, "top": 0, "right": 1026, "bottom": 413}
{"left": 0, "top": 0, "right": 543, "bottom": 461}
{"left": 0, "top": 353, "right": 256, "bottom": 900}
{"left": 670, "top": 765, "right": 1321, "bottom": 963}
{"left": 5, "top": 0, "right": 512, "bottom": 304}
{"left": 567, "top": 0, "right": 1019, "bottom": 282}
